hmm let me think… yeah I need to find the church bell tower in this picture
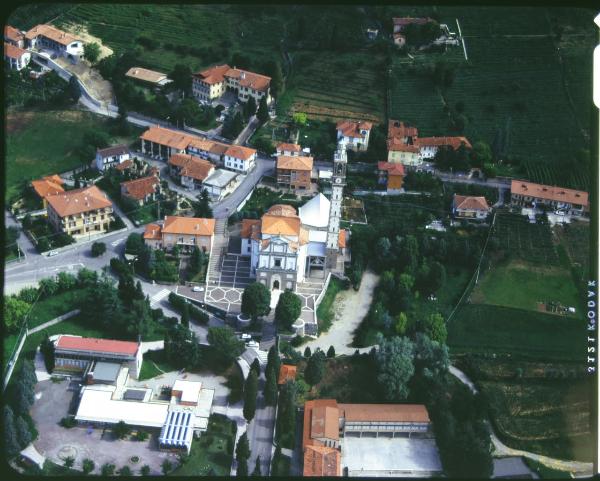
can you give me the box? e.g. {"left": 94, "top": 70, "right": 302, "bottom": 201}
{"left": 326, "top": 142, "right": 347, "bottom": 270}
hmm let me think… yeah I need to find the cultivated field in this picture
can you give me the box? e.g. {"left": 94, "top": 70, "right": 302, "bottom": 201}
{"left": 471, "top": 260, "right": 581, "bottom": 313}
{"left": 448, "top": 304, "right": 586, "bottom": 362}
{"left": 5, "top": 110, "right": 140, "bottom": 203}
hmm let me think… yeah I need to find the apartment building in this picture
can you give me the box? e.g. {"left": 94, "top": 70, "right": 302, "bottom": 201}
{"left": 192, "top": 63, "right": 272, "bottom": 104}
{"left": 95, "top": 144, "right": 131, "bottom": 171}
{"left": 46, "top": 185, "right": 114, "bottom": 238}
{"left": 510, "top": 180, "right": 589, "bottom": 216}
{"left": 144, "top": 215, "right": 215, "bottom": 253}
{"left": 276, "top": 155, "right": 314, "bottom": 190}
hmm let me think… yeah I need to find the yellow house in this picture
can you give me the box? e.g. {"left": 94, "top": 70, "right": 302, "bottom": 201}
{"left": 144, "top": 216, "right": 216, "bottom": 253}
{"left": 387, "top": 142, "right": 420, "bottom": 166}
{"left": 46, "top": 185, "right": 114, "bottom": 238}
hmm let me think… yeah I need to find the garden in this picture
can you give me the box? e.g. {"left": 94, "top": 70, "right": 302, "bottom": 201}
{"left": 229, "top": 187, "right": 305, "bottom": 222}
{"left": 172, "top": 414, "right": 236, "bottom": 476}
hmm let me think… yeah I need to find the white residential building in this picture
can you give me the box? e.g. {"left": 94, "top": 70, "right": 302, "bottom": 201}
{"left": 4, "top": 42, "right": 30, "bottom": 71}
{"left": 223, "top": 145, "right": 257, "bottom": 173}
{"left": 95, "top": 144, "right": 131, "bottom": 171}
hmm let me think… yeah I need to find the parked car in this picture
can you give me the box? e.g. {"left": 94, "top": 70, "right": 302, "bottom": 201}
{"left": 47, "top": 250, "right": 59, "bottom": 257}
{"left": 192, "top": 286, "right": 204, "bottom": 292}
{"left": 554, "top": 210, "right": 566, "bottom": 216}
{"left": 246, "top": 340, "right": 259, "bottom": 349}
{"left": 240, "top": 333, "right": 251, "bottom": 340}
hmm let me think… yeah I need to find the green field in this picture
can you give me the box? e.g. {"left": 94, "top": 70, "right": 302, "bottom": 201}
{"left": 138, "top": 349, "right": 177, "bottom": 381}
{"left": 448, "top": 304, "right": 586, "bottom": 362}
{"left": 5, "top": 110, "right": 140, "bottom": 203}
{"left": 172, "top": 414, "right": 235, "bottom": 476}
{"left": 387, "top": 6, "right": 595, "bottom": 189}
{"left": 472, "top": 260, "right": 581, "bottom": 313}
{"left": 316, "top": 277, "right": 346, "bottom": 333}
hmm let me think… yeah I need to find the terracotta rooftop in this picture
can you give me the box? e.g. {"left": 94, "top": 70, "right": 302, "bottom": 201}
{"left": 140, "top": 125, "right": 198, "bottom": 150}
{"left": 336, "top": 120, "right": 373, "bottom": 139}
{"left": 188, "top": 137, "right": 217, "bottom": 152}
{"left": 125, "top": 67, "right": 168, "bottom": 84}
{"left": 303, "top": 399, "right": 339, "bottom": 449}
{"left": 25, "top": 24, "right": 80, "bottom": 46}
{"left": 225, "top": 145, "right": 256, "bottom": 161}
{"left": 277, "top": 155, "right": 314, "bottom": 172}
{"left": 194, "top": 64, "right": 272, "bottom": 92}
{"left": 312, "top": 405, "right": 340, "bottom": 440}
{"left": 32, "top": 175, "right": 65, "bottom": 200}
{"left": 46, "top": 185, "right": 112, "bottom": 218}
{"left": 276, "top": 142, "right": 302, "bottom": 153}
{"left": 169, "top": 154, "right": 214, "bottom": 181}
{"left": 97, "top": 144, "right": 129, "bottom": 158}
{"left": 121, "top": 175, "right": 159, "bottom": 201}
{"left": 303, "top": 445, "right": 341, "bottom": 477}
{"left": 417, "top": 136, "right": 472, "bottom": 150}
{"left": 393, "top": 17, "right": 434, "bottom": 28}
{"left": 511, "top": 180, "right": 589, "bottom": 207}
{"left": 338, "top": 403, "right": 431, "bottom": 423}
{"left": 162, "top": 215, "right": 215, "bottom": 236}
{"left": 240, "top": 219, "right": 261, "bottom": 239}
{"left": 5, "top": 25, "right": 24, "bottom": 43}
{"left": 453, "top": 194, "right": 490, "bottom": 212}
{"left": 278, "top": 364, "right": 297, "bottom": 385}
{"left": 378, "top": 161, "right": 405, "bottom": 176}
{"left": 225, "top": 67, "right": 271, "bottom": 92}
{"left": 338, "top": 229, "right": 348, "bottom": 249}
{"left": 114, "top": 159, "right": 134, "bottom": 171}
{"left": 387, "top": 138, "right": 420, "bottom": 153}
{"left": 193, "top": 64, "right": 231, "bottom": 85}
{"left": 144, "top": 223, "right": 162, "bottom": 241}
{"left": 388, "top": 120, "right": 419, "bottom": 140}
{"left": 56, "top": 335, "right": 139, "bottom": 356}
{"left": 4, "top": 41, "right": 27, "bottom": 59}
{"left": 261, "top": 205, "right": 300, "bottom": 237}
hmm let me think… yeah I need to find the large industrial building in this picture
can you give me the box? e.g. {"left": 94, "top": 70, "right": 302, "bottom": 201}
{"left": 303, "top": 399, "right": 442, "bottom": 477}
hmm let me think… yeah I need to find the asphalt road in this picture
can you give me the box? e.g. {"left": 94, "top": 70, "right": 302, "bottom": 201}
{"left": 245, "top": 372, "right": 276, "bottom": 475}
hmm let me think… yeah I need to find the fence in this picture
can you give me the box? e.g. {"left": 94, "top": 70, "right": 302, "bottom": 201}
{"left": 235, "top": 186, "right": 256, "bottom": 213}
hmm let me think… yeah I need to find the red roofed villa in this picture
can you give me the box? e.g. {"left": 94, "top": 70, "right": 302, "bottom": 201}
{"left": 144, "top": 215, "right": 215, "bottom": 253}
{"left": 336, "top": 120, "right": 373, "bottom": 152}
{"left": 452, "top": 194, "right": 491, "bottom": 220}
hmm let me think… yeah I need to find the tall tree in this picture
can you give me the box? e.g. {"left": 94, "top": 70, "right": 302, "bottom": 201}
{"left": 250, "top": 358, "right": 261, "bottom": 377}
{"left": 422, "top": 313, "right": 448, "bottom": 344}
{"left": 276, "top": 381, "right": 297, "bottom": 446}
{"left": 194, "top": 190, "right": 213, "bottom": 218}
{"left": 244, "top": 97, "right": 257, "bottom": 122}
{"left": 374, "top": 334, "right": 415, "bottom": 401}
{"left": 236, "top": 432, "right": 250, "bottom": 476}
{"left": 251, "top": 456, "right": 261, "bottom": 476}
{"left": 243, "top": 370, "right": 259, "bottom": 422}
{"left": 274, "top": 290, "right": 302, "bottom": 330}
{"left": 83, "top": 42, "right": 101, "bottom": 64}
{"left": 241, "top": 282, "right": 271, "bottom": 321}
{"left": 264, "top": 366, "right": 278, "bottom": 406}
{"left": 4, "top": 406, "right": 20, "bottom": 457}
{"left": 3, "top": 296, "right": 30, "bottom": 333}
{"left": 168, "top": 64, "right": 192, "bottom": 97}
{"left": 304, "top": 350, "right": 326, "bottom": 387}
{"left": 207, "top": 326, "right": 245, "bottom": 364}
{"left": 15, "top": 416, "right": 32, "bottom": 449}
{"left": 256, "top": 96, "right": 269, "bottom": 124}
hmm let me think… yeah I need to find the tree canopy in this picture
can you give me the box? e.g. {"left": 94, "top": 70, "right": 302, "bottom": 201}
{"left": 374, "top": 334, "right": 415, "bottom": 401}
{"left": 241, "top": 282, "right": 271, "bottom": 321}
{"left": 275, "top": 290, "right": 302, "bottom": 330}
{"left": 207, "top": 326, "right": 245, "bottom": 363}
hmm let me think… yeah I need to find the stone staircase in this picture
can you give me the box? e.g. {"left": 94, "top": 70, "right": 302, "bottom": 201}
{"left": 207, "top": 218, "right": 229, "bottom": 285}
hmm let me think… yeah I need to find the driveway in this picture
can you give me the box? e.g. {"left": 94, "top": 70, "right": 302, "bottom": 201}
{"left": 30, "top": 379, "right": 175, "bottom": 475}
{"left": 298, "top": 270, "right": 379, "bottom": 355}
{"left": 245, "top": 371, "right": 276, "bottom": 476}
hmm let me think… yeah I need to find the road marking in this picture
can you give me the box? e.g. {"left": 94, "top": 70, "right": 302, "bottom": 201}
{"left": 149, "top": 289, "right": 171, "bottom": 307}
{"left": 111, "top": 238, "right": 124, "bottom": 247}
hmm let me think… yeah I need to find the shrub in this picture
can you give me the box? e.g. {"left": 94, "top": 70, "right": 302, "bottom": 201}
{"left": 91, "top": 242, "right": 106, "bottom": 257}
{"left": 82, "top": 458, "right": 95, "bottom": 474}
{"left": 60, "top": 417, "right": 77, "bottom": 428}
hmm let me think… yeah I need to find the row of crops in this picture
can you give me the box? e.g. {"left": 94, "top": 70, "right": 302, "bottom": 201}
{"left": 492, "top": 211, "right": 560, "bottom": 266}
{"left": 523, "top": 160, "right": 590, "bottom": 191}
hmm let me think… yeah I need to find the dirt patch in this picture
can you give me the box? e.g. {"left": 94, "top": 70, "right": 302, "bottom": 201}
{"left": 6, "top": 111, "right": 36, "bottom": 135}
{"left": 55, "top": 22, "right": 114, "bottom": 60}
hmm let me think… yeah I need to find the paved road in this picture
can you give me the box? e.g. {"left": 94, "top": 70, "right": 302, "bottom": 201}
{"left": 235, "top": 115, "right": 259, "bottom": 146}
{"left": 245, "top": 370, "right": 276, "bottom": 476}
{"left": 448, "top": 366, "right": 593, "bottom": 476}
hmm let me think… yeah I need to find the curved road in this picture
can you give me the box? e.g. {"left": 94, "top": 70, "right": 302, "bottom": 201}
{"left": 448, "top": 365, "right": 593, "bottom": 477}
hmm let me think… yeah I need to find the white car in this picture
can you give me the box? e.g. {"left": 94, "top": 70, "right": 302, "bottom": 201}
{"left": 246, "top": 340, "right": 259, "bottom": 349}
{"left": 47, "top": 250, "right": 59, "bottom": 257}
{"left": 192, "top": 286, "right": 204, "bottom": 292}
{"left": 240, "top": 333, "right": 251, "bottom": 340}
{"left": 554, "top": 210, "right": 566, "bottom": 216}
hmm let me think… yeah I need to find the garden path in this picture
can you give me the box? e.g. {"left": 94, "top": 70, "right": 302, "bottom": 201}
{"left": 297, "top": 270, "right": 379, "bottom": 355}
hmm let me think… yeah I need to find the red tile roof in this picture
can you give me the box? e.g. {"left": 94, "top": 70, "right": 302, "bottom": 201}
{"left": 162, "top": 216, "right": 215, "bottom": 236}
{"left": 278, "top": 364, "right": 297, "bottom": 385}
{"left": 193, "top": 64, "right": 231, "bottom": 85}
{"left": 338, "top": 229, "right": 348, "bottom": 249}
{"left": 4, "top": 25, "right": 24, "bottom": 43}
{"left": 46, "top": 185, "right": 112, "bottom": 217}
{"left": 378, "top": 161, "right": 405, "bottom": 176}
{"left": 417, "top": 136, "right": 472, "bottom": 150}
{"left": 303, "top": 399, "right": 339, "bottom": 449}
{"left": 303, "top": 445, "right": 341, "bottom": 477}
{"left": 510, "top": 180, "right": 589, "bottom": 207}
{"left": 120, "top": 175, "right": 159, "bottom": 201}
{"left": 453, "top": 194, "right": 490, "bottom": 212}
{"left": 25, "top": 24, "right": 80, "bottom": 46}
{"left": 338, "top": 403, "right": 431, "bottom": 423}
{"left": 276, "top": 155, "right": 313, "bottom": 172}
{"left": 387, "top": 138, "right": 420, "bottom": 153}
{"left": 336, "top": 120, "right": 373, "bottom": 139}
{"left": 393, "top": 17, "right": 434, "bottom": 28}
{"left": 32, "top": 175, "right": 65, "bottom": 200}
{"left": 225, "top": 145, "right": 256, "bottom": 161}
{"left": 225, "top": 67, "right": 271, "bottom": 92}
{"left": 115, "top": 159, "right": 134, "bottom": 171}
{"left": 169, "top": 154, "right": 214, "bottom": 181}
{"left": 240, "top": 219, "right": 261, "bottom": 239}
{"left": 276, "top": 142, "right": 302, "bottom": 153}
{"left": 388, "top": 120, "right": 419, "bottom": 140}
{"left": 144, "top": 223, "right": 162, "bottom": 240}
{"left": 140, "top": 125, "right": 196, "bottom": 150}
{"left": 56, "top": 335, "right": 139, "bottom": 356}
{"left": 4, "top": 41, "right": 28, "bottom": 59}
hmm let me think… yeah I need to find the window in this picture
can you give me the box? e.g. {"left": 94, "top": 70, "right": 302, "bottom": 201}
{"left": 274, "top": 258, "right": 282, "bottom": 268}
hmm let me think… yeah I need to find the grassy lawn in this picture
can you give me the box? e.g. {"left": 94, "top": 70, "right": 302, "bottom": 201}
{"left": 5, "top": 110, "right": 140, "bottom": 204}
{"left": 172, "top": 414, "right": 236, "bottom": 476}
{"left": 471, "top": 260, "right": 582, "bottom": 313}
{"left": 448, "top": 304, "right": 586, "bottom": 362}
{"left": 27, "top": 289, "right": 85, "bottom": 329}
{"left": 236, "top": 187, "right": 302, "bottom": 219}
{"left": 138, "top": 349, "right": 178, "bottom": 381}
{"left": 316, "top": 277, "right": 346, "bottom": 333}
